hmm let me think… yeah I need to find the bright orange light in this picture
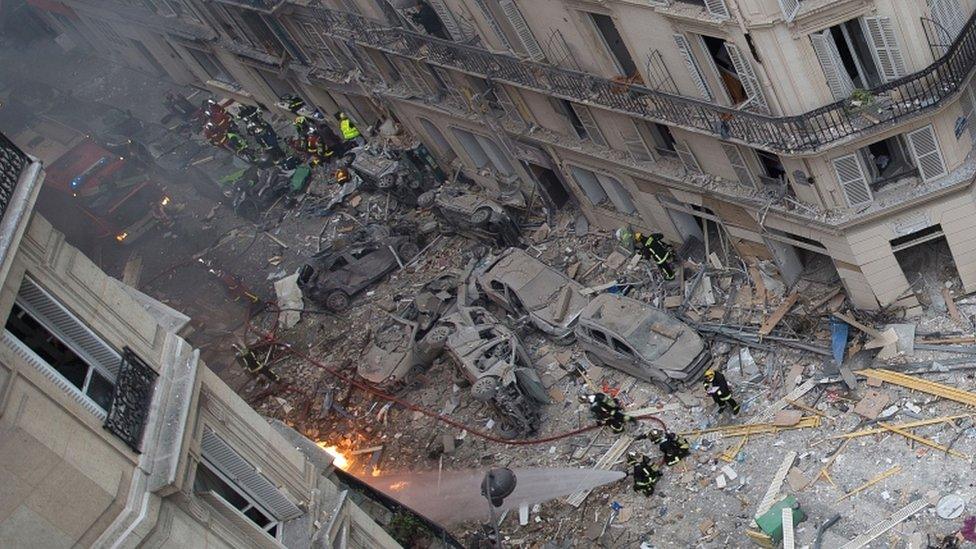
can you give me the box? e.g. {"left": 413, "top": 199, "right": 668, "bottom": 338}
{"left": 389, "top": 481, "right": 408, "bottom": 492}
{"left": 318, "top": 443, "right": 351, "bottom": 470}
{"left": 371, "top": 467, "right": 382, "bottom": 477}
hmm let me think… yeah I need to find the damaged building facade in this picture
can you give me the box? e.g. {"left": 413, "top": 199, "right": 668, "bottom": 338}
{"left": 0, "top": 134, "right": 401, "bottom": 547}
{"left": 25, "top": 0, "right": 976, "bottom": 311}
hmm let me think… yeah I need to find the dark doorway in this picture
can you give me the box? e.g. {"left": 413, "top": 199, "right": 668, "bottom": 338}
{"left": 527, "top": 163, "right": 571, "bottom": 209}
{"left": 892, "top": 225, "right": 963, "bottom": 310}
{"left": 589, "top": 13, "right": 639, "bottom": 79}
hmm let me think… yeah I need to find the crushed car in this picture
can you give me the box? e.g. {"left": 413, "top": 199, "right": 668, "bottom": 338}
{"left": 440, "top": 306, "right": 549, "bottom": 439}
{"left": 347, "top": 143, "right": 439, "bottom": 205}
{"left": 358, "top": 273, "right": 460, "bottom": 390}
{"left": 417, "top": 186, "right": 520, "bottom": 246}
{"left": 576, "top": 293, "right": 711, "bottom": 391}
{"left": 297, "top": 235, "right": 420, "bottom": 311}
{"left": 477, "top": 248, "right": 589, "bottom": 344}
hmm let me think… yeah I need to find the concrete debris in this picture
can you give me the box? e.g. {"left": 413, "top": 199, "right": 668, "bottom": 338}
{"left": 273, "top": 273, "right": 304, "bottom": 329}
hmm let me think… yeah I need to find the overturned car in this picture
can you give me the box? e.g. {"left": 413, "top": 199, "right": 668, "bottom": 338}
{"left": 417, "top": 187, "right": 520, "bottom": 246}
{"left": 576, "top": 293, "right": 711, "bottom": 392}
{"left": 359, "top": 273, "right": 460, "bottom": 391}
{"left": 440, "top": 306, "right": 549, "bottom": 438}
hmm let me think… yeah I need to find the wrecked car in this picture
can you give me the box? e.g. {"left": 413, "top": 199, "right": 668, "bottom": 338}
{"left": 440, "top": 306, "right": 549, "bottom": 438}
{"left": 347, "top": 144, "right": 438, "bottom": 205}
{"left": 478, "top": 248, "right": 589, "bottom": 343}
{"left": 297, "top": 236, "right": 420, "bottom": 311}
{"left": 358, "top": 273, "right": 460, "bottom": 390}
{"left": 416, "top": 186, "right": 520, "bottom": 246}
{"left": 576, "top": 293, "right": 711, "bottom": 391}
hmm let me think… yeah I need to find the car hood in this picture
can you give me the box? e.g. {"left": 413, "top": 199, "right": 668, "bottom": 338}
{"left": 359, "top": 321, "right": 415, "bottom": 383}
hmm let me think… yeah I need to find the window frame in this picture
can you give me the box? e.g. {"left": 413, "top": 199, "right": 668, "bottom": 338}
{"left": 195, "top": 459, "right": 282, "bottom": 539}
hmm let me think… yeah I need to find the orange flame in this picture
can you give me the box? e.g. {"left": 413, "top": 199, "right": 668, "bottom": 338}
{"left": 318, "top": 443, "right": 351, "bottom": 470}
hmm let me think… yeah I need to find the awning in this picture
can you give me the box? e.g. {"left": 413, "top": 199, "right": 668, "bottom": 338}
{"left": 26, "top": 0, "right": 78, "bottom": 19}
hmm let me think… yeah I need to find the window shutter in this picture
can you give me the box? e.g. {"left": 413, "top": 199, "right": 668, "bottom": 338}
{"left": 725, "top": 43, "right": 769, "bottom": 114}
{"left": 498, "top": 0, "right": 545, "bottom": 61}
{"left": 201, "top": 429, "right": 302, "bottom": 521}
{"left": 471, "top": 0, "right": 513, "bottom": 50}
{"left": 673, "top": 34, "right": 712, "bottom": 101}
{"left": 570, "top": 103, "right": 607, "bottom": 147}
{"left": 863, "top": 16, "right": 907, "bottom": 82}
{"left": 778, "top": 0, "right": 800, "bottom": 22}
{"left": 596, "top": 174, "right": 638, "bottom": 214}
{"left": 810, "top": 31, "right": 855, "bottom": 100}
{"left": 704, "top": 0, "right": 730, "bottom": 19}
{"left": 426, "top": 0, "right": 464, "bottom": 41}
{"left": 620, "top": 122, "right": 653, "bottom": 163}
{"left": 721, "top": 143, "right": 756, "bottom": 188}
{"left": 16, "top": 277, "right": 121, "bottom": 379}
{"left": 832, "top": 153, "right": 873, "bottom": 207}
{"left": 570, "top": 166, "right": 610, "bottom": 205}
{"left": 906, "top": 125, "right": 948, "bottom": 182}
{"left": 930, "top": 0, "right": 965, "bottom": 42}
{"left": 674, "top": 140, "right": 703, "bottom": 175}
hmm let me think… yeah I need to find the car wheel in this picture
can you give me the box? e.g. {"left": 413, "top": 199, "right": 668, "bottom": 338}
{"left": 471, "top": 376, "right": 498, "bottom": 402}
{"left": 417, "top": 191, "right": 436, "bottom": 209}
{"left": 377, "top": 174, "right": 397, "bottom": 190}
{"left": 471, "top": 207, "right": 492, "bottom": 227}
{"left": 325, "top": 290, "right": 351, "bottom": 312}
{"left": 397, "top": 241, "right": 420, "bottom": 260}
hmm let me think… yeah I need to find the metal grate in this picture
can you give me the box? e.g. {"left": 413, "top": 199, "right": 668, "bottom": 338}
{"left": 0, "top": 133, "right": 26, "bottom": 221}
{"left": 104, "top": 348, "right": 158, "bottom": 453}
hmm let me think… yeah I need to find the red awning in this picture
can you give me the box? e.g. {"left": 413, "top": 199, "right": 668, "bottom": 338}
{"left": 26, "top": 0, "right": 78, "bottom": 20}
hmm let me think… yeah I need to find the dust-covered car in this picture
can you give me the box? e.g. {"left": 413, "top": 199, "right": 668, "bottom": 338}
{"left": 576, "top": 293, "right": 711, "bottom": 391}
{"left": 477, "top": 248, "right": 589, "bottom": 343}
{"left": 417, "top": 187, "right": 520, "bottom": 246}
{"left": 297, "top": 236, "right": 420, "bottom": 311}
{"left": 358, "top": 273, "right": 460, "bottom": 390}
{"left": 440, "top": 306, "right": 549, "bottom": 438}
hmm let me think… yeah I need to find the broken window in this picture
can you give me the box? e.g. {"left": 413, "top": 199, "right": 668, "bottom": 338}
{"left": 550, "top": 99, "right": 607, "bottom": 146}
{"left": 812, "top": 16, "right": 906, "bottom": 98}
{"left": 588, "top": 12, "right": 639, "bottom": 79}
{"left": 612, "top": 337, "right": 634, "bottom": 356}
{"left": 646, "top": 123, "right": 678, "bottom": 157}
{"left": 187, "top": 48, "right": 236, "bottom": 85}
{"left": 756, "top": 150, "right": 786, "bottom": 182}
{"left": 418, "top": 118, "right": 455, "bottom": 159}
{"left": 569, "top": 166, "right": 637, "bottom": 215}
{"left": 697, "top": 35, "right": 767, "bottom": 112}
{"left": 451, "top": 128, "right": 492, "bottom": 170}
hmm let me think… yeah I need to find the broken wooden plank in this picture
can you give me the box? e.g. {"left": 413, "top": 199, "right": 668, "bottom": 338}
{"left": 565, "top": 435, "right": 634, "bottom": 507}
{"left": 838, "top": 499, "right": 929, "bottom": 549}
{"left": 781, "top": 507, "right": 795, "bottom": 549}
{"left": 684, "top": 416, "right": 820, "bottom": 438}
{"left": 832, "top": 312, "right": 883, "bottom": 340}
{"left": 748, "top": 264, "right": 766, "bottom": 305}
{"left": 708, "top": 379, "right": 818, "bottom": 447}
{"left": 753, "top": 451, "right": 797, "bottom": 523}
{"left": 807, "top": 287, "right": 843, "bottom": 312}
{"left": 877, "top": 422, "right": 969, "bottom": 459}
{"left": 758, "top": 293, "right": 799, "bottom": 336}
{"left": 581, "top": 281, "right": 619, "bottom": 296}
{"left": 836, "top": 465, "right": 901, "bottom": 502}
{"left": 829, "top": 414, "right": 972, "bottom": 439}
{"left": 858, "top": 368, "right": 976, "bottom": 407}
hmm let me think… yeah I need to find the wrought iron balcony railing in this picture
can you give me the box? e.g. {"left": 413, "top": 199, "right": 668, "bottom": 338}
{"left": 292, "top": 5, "right": 976, "bottom": 155}
{"left": 104, "top": 348, "right": 158, "bottom": 453}
{"left": 0, "top": 133, "right": 27, "bottom": 221}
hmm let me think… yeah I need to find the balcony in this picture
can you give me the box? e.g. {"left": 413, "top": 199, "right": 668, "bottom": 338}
{"left": 103, "top": 348, "right": 158, "bottom": 453}
{"left": 211, "top": 0, "right": 284, "bottom": 14}
{"left": 292, "top": 5, "right": 976, "bottom": 155}
{"left": 0, "top": 133, "right": 27, "bottom": 213}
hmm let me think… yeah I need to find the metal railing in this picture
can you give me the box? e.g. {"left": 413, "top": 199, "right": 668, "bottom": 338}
{"left": 0, "top": 134, "right": 27, "bottom": 219}
{"left": 103, "top": 348, "right": 158, "bottom": 453}
{"left": 289, "top": 5, "right": 976, "bottom": 154}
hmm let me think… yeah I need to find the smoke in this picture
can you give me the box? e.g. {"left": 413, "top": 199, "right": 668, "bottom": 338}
{"left": 361, "top": 467, "right": 625, "bottom": 524}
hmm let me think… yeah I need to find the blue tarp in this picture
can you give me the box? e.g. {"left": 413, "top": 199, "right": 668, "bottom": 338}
{"left": 830, "top": 317, "right": 849, "bottom": 366}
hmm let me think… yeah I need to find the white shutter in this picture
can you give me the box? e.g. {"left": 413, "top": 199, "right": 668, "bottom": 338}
{"left": 725, "top": 43, "right": 769, "bottom": 114}
{"left": 596, "top": 174, "right": 638, "bottom": 214}
{"left": 863, "top": 17, "right": 907, "bottom": 82}
{"left": 906, "top": 125, "right": 948, "bottom": 182}
{"left": 471, "top": 0, "right": 513, "bottom": 50}
{"left": 16, "top": 277, "right": 121, "bottom": 379}
{"left": 570, "top": 103, "right": 607, "bottom": 147}
{"left": 811, "top": 31, "right": 855, "bottom": 100}
{"left": 673, "top": 34, "right": 712, "bottom": 101}
{"left": 201, "top": 429, "right": 302, "bottom": 520}
{"left": 570, "top": 166, "right": 610, "bottom": 205}
{"left": 499, "top": 0, "right": 545, "bottom": 61}
{"left": 930, "top": 0, "right": 966, "bottom": 42}
{"left": 704, "top": 0, "right": 730, "bottom": 19}
{"left": 778, "top": 0, "right": 800, "bottom": 22}
{"left": 721, "top": 143, "right": 756, "bottom": 188}
{"left": 620, "top": 121, "right": 653, "bottom": 163}
{"left": 832, "top": 153, "right": 873, "bottom": 207}
{"left": 674, "top": 140, "right": 703, "bottom": 175}
{"left": 426, "top": 0, "right": 463, "bottom": 41}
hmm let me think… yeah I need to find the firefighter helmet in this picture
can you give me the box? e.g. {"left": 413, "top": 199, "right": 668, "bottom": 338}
{"left": 704, "top": 369, "right": 716, "bottom": 381}
{"left": 626, "top": 451, "right": 641, "bottom": 467}
{"left": 335, "top": 168, "right": 351, "bottom": 184}
{"left": 649, "top": 429, "right": 664, "bottom": 442}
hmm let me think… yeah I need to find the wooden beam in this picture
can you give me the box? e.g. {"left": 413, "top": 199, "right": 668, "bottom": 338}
{"left": 829, "top": 414, "right": 971, "bottom": 439}
{"left": 758, "top": 293, "right": 800, "bottom": 336}
{"left": 878, "top": 422, "right": 969, "bottom": 459}
{"left": 682, "top": 416, "right": 820, "bottom": 438}
{"left": 832, "top": 312, "right": 883, "bottom": 340}
{"left": 943, "top": 288, "right": 963, "bottom": 323}
{"left": 858, "top": 369, "right": 976, "bottom": 407}
{"left": 837, "top": 466, "right": 901, "bottom": 502}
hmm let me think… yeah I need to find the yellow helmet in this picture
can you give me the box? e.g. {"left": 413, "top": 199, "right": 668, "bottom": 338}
{"left": 704, "top": 369, "right": 715, "bottom": 380}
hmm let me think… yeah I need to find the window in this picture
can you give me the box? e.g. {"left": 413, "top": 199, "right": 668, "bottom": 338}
{"left": 451, "top": 128, "right": 491, "bottom": 170}
{"left": 418, "top": 118, "right": 455, "bottom": 158}
{"left": 646, "top": 123, "right": 677, "bottom": 157}
{"left": 589, "top": 329, "right": 609, "bottom": 346}
{"left": 812, "top": 16, "right": 906, "bottom": 98}
{"left": 569, "top": 166, "right": 637, "bottom": 215}
{"left": 258, "top": 70, "right": 297, "bottom": 99}
{"left": 611, "top": 337, "right": 634, "bottom": 356}
{"left": 588, "top": 12, "right": 639, "bottom": 79}
{"left": 698, "top": 35, "right": 768, "bottom": 112}
{"left": 550, "top": 99, "right": 607, "bottom": 146}
{"left": 195, "top": 459, "right": 280, "bottom": 538}
{"left": 450, "top": 128, "right": 514, "bottom": 176}
{"left": 187, "top": 49, "right": 236, "bottom": 85}
{"left": 4, "top": 278, "right": 119, "bottom": 413}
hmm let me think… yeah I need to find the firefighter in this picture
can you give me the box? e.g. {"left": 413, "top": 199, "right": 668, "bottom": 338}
{"left": 626, "top": 451, "right": 662, "bottom": 497}
{"left": 226, "top": 131, "right": 249, "bottom": 155}
{"left": 294, "top": 115, "right": 311, "bottom": 137}
{"left": 579, "top": 392, "right": 632, "bottom": 434}
{"left": 703, "top": 369, "right": 740, "bottom": 415}
{"left": 203, "top": 122, "right": 227, "bottom": 148}
{"left": 645, "top": 429, "right": 689, "bottom": 466}
{"left": 337, "top": 112, "right": 364, "bottom": 146}
{"left": 634, "top": 232, "right": 675, "bottom": 281}
{"left": 233, "top": 343, "right": 279, "bottom": 383}
{"left": 281, "top": 93, "right": 305, "bottom": 113}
